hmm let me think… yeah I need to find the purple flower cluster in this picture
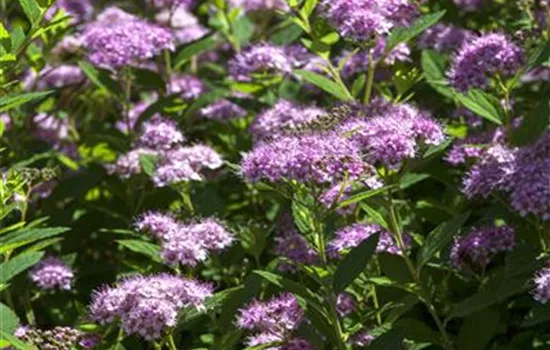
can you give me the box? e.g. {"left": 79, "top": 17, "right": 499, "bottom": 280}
{"left": 24, "top": 65, "right": 85, "bottom": 91}
{"left": 449, "top": 33, "right": 524, "bottom": 91}
{"left": 453, "top": 0, "right": 485, "bottom": 11}
{"left": 450, "top": 225, "right": 515, "bottom": 270}
{"left": 135, "top": 213, "right": 234, "bottom": 266}
{"left": 229, "top": 0, "right": 289, "bottom": 12}
{"left": 150, "top": 0, "right": 195, "bottom": 8}
{"left": 340, "top": 101, "right": 444, "bottom": 167}
{"left": 237, "top": 293, "right": 312, "bottom": 349}
{"left": 341, "top": 39, "right": 410, "bottom": 78}
{"left": 463, "top": 133, "right": 550, "bottom": 220}
{"left": 229, "top": 44, "right": 293, "bottom": 81}
{"left": 350, "top": 329, "right": 376, "bottom": 347}
{"left": 533, "top": 266, "right": 550, "bottom": 304}
{"left": 319, "top": 179, "right": 382, "bottom": 215}
{"left": 418, "top": 24, "right": 473, "bottom": 52}
{"left": 82, "top": 8, "right": 174, "bottom": 69}
{"left": 336, "top": 292, "right": 357, "bottom": 317}
{"left": 321, "top": 0, "right": 418, "bottom": 42}
{"left": 167, "top": 74, "right": 207, "bottom": 100}
{"left": 445, "top": 127, "right": 505, "bottom": 165}
{"left": 109, "top": 115, "right": 223, "bottom": 186}
{"left": 89, "top": 274, "right": 213, "bottom": 340}
{"left": 156, "top": 6, "right": 208, "bottom": 46}
{"left": 273, "top": 231, "right": 319, "bottom": 271}
{"left": 250, "top": 100, "right": 325, "bottom": 139}
{"left": 327, "top": 223, "right": 408, "bottom": 258}
{"left": 240, "top": 132, "right": 370, "bottom": 184}
{"left": 199, "top": 99, "right": 247, "bottom": 121}
{"left": 29, "top": 256, "right": 74, "bottom": 291}
{"left": 15, "top": 325, "right": 99, "bottom": 349}
{"left": 45, "top": 0, "right": 94, "bottom": 23}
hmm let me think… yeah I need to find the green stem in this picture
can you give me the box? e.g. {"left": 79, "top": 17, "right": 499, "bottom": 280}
{"left": 23, "top": 290, "right": 36, "bottom": 325}
{"left": 168, "top": 334, "right": 178, "bottom": 350}
{"left": 180, "top": 184, "right": 195, "bottom": 215}
{"left": 164, "top": 50, "right": 173, "bottom": 78}
{"left": 363, "top": 51, "right": 375, "bottom": 105}
{"left": 123, "top": 68, "right": 133, "bottom": 135}
{"left": 386, "top": 193, "right": 453, "bottom": 350}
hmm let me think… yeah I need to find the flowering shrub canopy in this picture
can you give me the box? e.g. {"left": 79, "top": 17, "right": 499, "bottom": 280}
{"left": 0, "top": 0, "right": 549, "bottom": 349}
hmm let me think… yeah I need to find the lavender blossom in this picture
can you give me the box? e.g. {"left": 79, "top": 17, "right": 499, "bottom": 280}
{"left": 199, "top": 99, "right": 247, "bottom": 121}
{"left": 336, "top": 292, "right": 357, "bottom": 317}
{"left": 33, "top": 113, "right": 70, "bottom": 143}
{"left": 138, "top": 116, "right": 185, "bottom": 150}
{"left": 150, "top": 0, "right": 195, "bottom": 9}
{"left": 45, "top": 0, "right": 94, "bottom": 22}
{"left": 240, "top": 132, "right": 370, "bottom": 184}
{"left": 89, "top": 274, "right": 213, "bottom": 340}
{"left": 445, "top": 127, "right": 505, "bottom": 165}
{"left": 83, "top": 10, "right": 174, "bottom": 69}
{"left": 340, "top": 102, "right": 444, "bottom": 167}
{"left": 533, "top": 266, "right": 550, "bottom": 304}
{"left": 1, "top": 113, "right": 11, "bottom": 132}
{"left": 108, "top": 148, "right": 158, "bottom": 179}
{"left": 29, "top": 257, "right": 74, "bottom": 291}
{"left": 341, "top": 39, "right": 410, "bottom": 77}
{"left": 116, "top": 96, "right": 158, "bottom": 133}
{"left": 321, "top": 0, "right": 418, "bottom": 42}
{"left": 250, "top": 100, "right": 325, "bottom": 139}
{"left": 327, "top": 223, "right": 408, "bottom": 258}
{"left": 15, "top": 326, "right": 95, "bottom": 349}
{"left": 229, "top": 44, "right": 293, "bottom": 82}
{"left": 135, "top": 211, "right": 179, "bottom": 240}
{"left": 273, "top": 231, "right": 319, "bottom": 271}
{"left": 418, "top": 24, "right": 473, "bottom": 52}
{"left": 167, "top": 74, "right": 207, "bottom": 100}
{"left": 229, "top": 0, "right": 289, "bottom": 12}
{"left": 237, "top": 293, "right": 304, "bottom": 333}
{"left": 350, "top": 329, "right": 376, "bottom": 347}
{"left": 450, "top": 225, "right": 515, "bottom": 270}
{"left": 25, "top": 65, "right": 85, "bottom": 91}
{"left": 453, "top": 0, "right": 486, "bottom": 11}
{"left": 449, "top": 33, "right": 524, "bottom": 91}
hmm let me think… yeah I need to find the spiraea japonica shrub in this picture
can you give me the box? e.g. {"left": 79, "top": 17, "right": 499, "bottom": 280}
{"left": 0, "top": 0, "right": 549, "bottom": 349}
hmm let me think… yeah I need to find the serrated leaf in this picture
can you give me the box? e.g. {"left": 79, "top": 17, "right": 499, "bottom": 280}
{"left": 417, "top": 211, "right": 470, "bottom": 268}
{"left": 295, "top": 70, "right": 352, "bottom": 101}
{"left": 0, "top": 227, "right": 70, "bottom": 254}
{"left": 0, "top": 303, "right": 19, "bottom": 333}
{"left": 337, "top": 185, "right": 393, "bottom": 208}
{"left": 0, "top": 91, "right": 53, "bottom": 113}
{"left": 174, "top": 34, "right": 217, "bottom": 69}
{"left": 455, "top": 89, "right": 504, "bottom": 125}
{"left": 117, "top": 239, "right": 162, "bottom": 263}
{"left": 386, "top": 11, "right": 445, "bottom": 51}
{"left": 333, "top": 233, "right": 379, "bottom": 293}
{"left": 0, "top": 251, "right": 44, "bottom": 284}
{"left": 19, "top": 0, "right": 43, "bottom": 24}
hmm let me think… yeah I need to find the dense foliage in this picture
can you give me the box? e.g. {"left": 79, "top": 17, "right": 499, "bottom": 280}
{"left": 0, "top": 0, "right": 549, "bottom": 349}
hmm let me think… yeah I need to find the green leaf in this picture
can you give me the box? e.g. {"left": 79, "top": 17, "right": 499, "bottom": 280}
{"left": 367, "top": 328, "right": 405, "bottom": 350}
{"left": 270, "top": 23, "right": 303, "bottom": 46}
{"left": 417, "top": 211, "right": 470, "bottom": 268}
{"left": 78, "top": 61, "right": 122, "bottom": 96}
{"left": 394, "top": 318, "right": 439, "bottom": 343}
{"left": 421, "top": 50, "right": 454, "bottom": 99}
{"left": 0, "top": 91, "right": 53, "bottom": 113}
{"left": 359, "top": 203, "right": 389, "bottom": 230}
{"left": 138, "top": 154, "right": 158, "bottom": 177}
{"left": 386, "top": 11, "right": 446, "bottom": 51}
{"left": 449, "top": 273, "right": 528, "bottom": 318}
{"left": 252, "top": 270, "right": 323, "bottom": 307}
{"left": 117, "top": 239, "right": 162, "bottom": 263}
{"left": 509, "top": 96, "right": 549, "bottom": 146}
{"left": 399, "top": 173, "right": 430, "bottom": 190}
{"left": 219, "top": 274, "right": 261, "bottom": 328}
{"left": 0, "top": 227, "right": 70, "bottom": 254}
{"left": 332, "top": 233, "right": 379, "bottom": 293}
{"left": 338, "top": 185, "right": 393, "bottom": 208}
{"left": 178, "top": 286, "right": 243, "bottom": 324}
{"left": 526, "top": 40, "right": 550, "bottom": 70}
{"left": 301, "top": 0, "right": 319, "bottom": 17}
{"left": 522, "top": 303, "right": 550, "bottom": 327}
{"left": 0, "top": 330, "right": 37, "bottom": 350}
{"left": 174, "top": 34, "right": 218, "bottom": 69}
{"left": 131, "top": 68, "right": 165, "bottom": 91}
{"left": 0, "top": 251, "right": 44, "bottom": 284}
{"left": 136, "top": 94, "right": 186, "bottom": 127}
{"left": 0, "top": 303, "right": 19, "bottom": 333}
{"left": 19, "top": 0, "right": 42, "bottom": 24}
{"left": 457, "top": 308, "right": 500, "bottom": 350}
{"left": 455, "top": 89, "right": 504, "bottom": 125}
{"left": 295, "top": 70, "right": 352, "bottom": 101}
